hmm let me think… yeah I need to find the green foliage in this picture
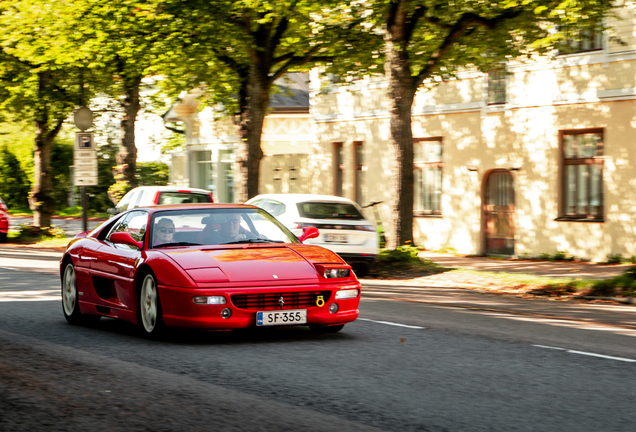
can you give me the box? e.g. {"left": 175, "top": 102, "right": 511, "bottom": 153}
{"left": 0, "top": 144, "right": 31, "bottom": 209}
{"left": 12, "top": 223, "right": 66, "bottom": 243}
{"left": 107, "top": 181, "right": 132, "bottom": 207}
{"left": 377, "top": 245, "right": 434, "bottom": 268}
{"left": 536, "top": 251, "right": 574, "bottom": 261}
{"left": 50, "top": 136, "right": 74, "bottom": 209}
{"left": 136, "top": 161, "right": 169, "bottom": 186}
{"left": 587, "top": 266, "right": 636, "bottom": 298}
{"left": 605, "top": 253, "right": 623, "bottom": 264}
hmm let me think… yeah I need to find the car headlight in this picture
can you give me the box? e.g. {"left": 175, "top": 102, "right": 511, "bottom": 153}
{"left": 192, "top": 296, "right": 227, "bottom": 305}
{"left": 323, "top": 268, "right": 350, "bottom": 278}
{"left": 335, "top": 289, "right": 359, "bottom": 299}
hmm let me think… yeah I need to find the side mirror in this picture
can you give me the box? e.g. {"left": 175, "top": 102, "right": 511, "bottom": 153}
{"left": 298, "top": 226, "right": 319, "bottom": 243}
{"left": 107, "top": 208, "right": 118, "bottom": 215}
{"left": 110, "top": 232, "right": 142, "bottom": 249}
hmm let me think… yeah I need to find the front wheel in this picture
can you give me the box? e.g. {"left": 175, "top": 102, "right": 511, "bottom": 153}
{"left": 138, "top": 273, "right": 165, "bottom": 338}
{"left": 309, "top": 324, "right": 344, "bottom": 333}
{"left": 62, "top": 262, "right": 100, "bottom": 325}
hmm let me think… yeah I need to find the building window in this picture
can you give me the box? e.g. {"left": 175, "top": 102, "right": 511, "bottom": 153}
{"left": 559, "top": 27, "right": 603, "bottom": 54}
{"left": 353, "top": 141, "right": 365, "bottom": 205}
{"left": 560, "top": 130, "right": 604, "bottom": 220}
{"left": 194, "top": 150, "right": 215, "bottom": 192}
{"left": 414, "top": 138, "right": 443, "bottom": 216}
{"left": 333, "top": 142, "right": 344, "bottom": 196}
{"left": 487, "top": 69, "right": 506, "bottom": 105}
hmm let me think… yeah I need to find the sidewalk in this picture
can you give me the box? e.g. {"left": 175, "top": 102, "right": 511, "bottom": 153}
{"left": 417, "top": 251, "right": 629, "bottom": 280}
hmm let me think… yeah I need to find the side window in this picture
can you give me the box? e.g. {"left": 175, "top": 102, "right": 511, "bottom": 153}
{"left": 107, "top": 210, "right": 148, "bottom": 248}
{"left": 132, "top": 190, "right": 146, "bottom": 208}
{"left": 266, "top": 200, "right": 286, "bottom": 217}
{"left": 116, "top": 190, "right": 134, "bottom": 212}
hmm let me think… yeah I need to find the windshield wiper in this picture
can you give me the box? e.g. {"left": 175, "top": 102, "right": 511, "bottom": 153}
{"left": 222, "top": 238, "right": 284, "bottom": 245}
{"left": 154, "top": 242, "right": 201, "bottom": 248}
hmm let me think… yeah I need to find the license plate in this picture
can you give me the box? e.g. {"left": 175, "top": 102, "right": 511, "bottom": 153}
{"left": 257, "top": 309, "right": 307, "bottom": 326}
{"left": 324, "top": 234, "right": 348, "bottom": 243}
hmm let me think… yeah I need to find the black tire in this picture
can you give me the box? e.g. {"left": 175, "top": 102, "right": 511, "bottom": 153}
{"left": 0, "top": 232, "right": 7, "bottom": 243}
{"left": 137, "top": 272, "right": 165, "bottom": 338}
{"left": 309, "top": 324, "right": 345, "bottom": 333}
{"left": 61, "top": 262, "right": 100, "bottom": 325}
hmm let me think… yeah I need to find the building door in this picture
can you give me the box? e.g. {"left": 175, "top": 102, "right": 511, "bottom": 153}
{"left": 484, "top": 170, "right": 515, "bottom": 255}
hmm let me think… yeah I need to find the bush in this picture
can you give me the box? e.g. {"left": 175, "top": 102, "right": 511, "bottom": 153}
{"left": 12, "top": 223, "right": 67, "bottom": 243}
{"left": 0, "top": 145, "right": 31, "bottom": 210}
{"left": 605, "top": 253, "right": 622, "bottom": 264}
{"left": 375, "top": 245, "right": 441, "bottom": 272}
{"left": 586, "top": 265, "right": 636, "bottom": 297}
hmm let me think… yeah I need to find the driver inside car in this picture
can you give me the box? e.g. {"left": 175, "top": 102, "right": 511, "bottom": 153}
{"left": 199, "top": 214, "right": 255, "bottom": 245}
{"left": 153, "top": 217, "right": 176, "bottom": 247}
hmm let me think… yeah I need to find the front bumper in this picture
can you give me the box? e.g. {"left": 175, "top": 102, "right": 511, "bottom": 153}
{"left": 158, "top": 283, "right": 361, "bottom": 329}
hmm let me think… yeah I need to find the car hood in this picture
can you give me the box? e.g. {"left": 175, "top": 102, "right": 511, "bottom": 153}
{"left": 160, "top": 244, "right": 343, "bottom": 284}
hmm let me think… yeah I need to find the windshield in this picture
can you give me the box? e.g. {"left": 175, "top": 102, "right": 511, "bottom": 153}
{"left": 150, "top": 208, "right": 299, "bottom": 248}
{"left": 296, "top": 201, "right": 364, "bottom": 220}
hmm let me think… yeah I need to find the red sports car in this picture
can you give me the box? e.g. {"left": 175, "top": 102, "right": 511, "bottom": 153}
{"left": 0, "top": 196, "right": 8, "bottom": 243}
{"left": 60, "top": 204, "right": 360, "bottom": 337}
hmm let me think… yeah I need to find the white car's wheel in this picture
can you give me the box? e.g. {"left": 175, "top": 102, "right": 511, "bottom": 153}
{"left": 62, "top": 262, "right": 100, "bottom": 325}
{"left": 139, "top": 273, "right": 164, "bottom": 337}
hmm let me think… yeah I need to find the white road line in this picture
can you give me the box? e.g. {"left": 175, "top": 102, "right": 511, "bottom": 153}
{"left": 533, "top": 345, "right": 636, "bottom": 363}
{"left": 358, "top": 318, "right": 425, "bottom": 329}
{"left": 566, "top": 350, "right": 636, "bottom": 363}
{"left": 533, "top": 345, "right": 566, "bottom": 351}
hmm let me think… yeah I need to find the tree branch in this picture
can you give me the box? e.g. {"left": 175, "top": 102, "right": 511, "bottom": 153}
{"left": 211, "top": 47, "right": 249, "bottom": 78}
{"left": 414, "top": 8, "right": 522, "bottom": 87}
{"left": 404, "top": 4, "right": 428, "bottom": 44}
{"left": 164, "top": 124, "right": 185, "bottom": 134}
{"left": 268, "top": 45, "right": 327, "bottom": 83}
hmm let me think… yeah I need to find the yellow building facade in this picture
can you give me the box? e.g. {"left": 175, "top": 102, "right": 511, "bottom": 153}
{"left": 311, "top": 4, "right": 636, "bottom": 261}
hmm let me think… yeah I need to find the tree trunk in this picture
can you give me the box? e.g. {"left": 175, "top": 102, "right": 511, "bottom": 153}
{"left": 29, "top": 120, "right": 56, "bottom": 228}
{"left": 28, "top": 71, "right": 61, "bottom": 228}
{"left": 114, "top": 74, "right": 142, "bottom": 190}
{"left": 235, "top": 67, "right": 269, "bottom": 203}
{"left": 384, "top": 24, "right": 417, "bottom": 249}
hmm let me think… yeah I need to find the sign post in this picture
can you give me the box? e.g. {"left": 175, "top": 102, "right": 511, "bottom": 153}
{"left": 73, "top": 107, "right": 95, "bottom": 233}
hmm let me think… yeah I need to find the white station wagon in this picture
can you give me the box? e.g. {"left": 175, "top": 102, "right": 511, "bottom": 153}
{"left": 246, "top": 194, "right": 378, "bottom": 276}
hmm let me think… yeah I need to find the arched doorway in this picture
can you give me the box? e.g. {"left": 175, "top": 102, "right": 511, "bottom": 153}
{"left": 484, "top": 170, "right": 515, "bottom": 255}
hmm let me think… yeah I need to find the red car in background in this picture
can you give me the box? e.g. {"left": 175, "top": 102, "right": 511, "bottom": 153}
{"left": 108, "top": 186, "right": 214, "bottom": 216}
{"left": 60, "top": 204, "right": 360, "bottom": 338}
{"left": 0, "top": 197, "right": 8, "bottom": 243}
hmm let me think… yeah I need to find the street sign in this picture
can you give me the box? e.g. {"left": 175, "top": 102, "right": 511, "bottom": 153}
{"left": 75, "top": 132, "right": 95, "bottom": 150}
{"left": 74, "top": 132, "right": 98, "bottom": 187}
{"left": 73, "top": 107, "right": 93, "bottom": 131}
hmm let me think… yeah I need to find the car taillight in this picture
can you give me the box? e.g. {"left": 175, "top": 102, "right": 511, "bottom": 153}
{"left": 152, "top": 191, "right": 161, "bottom": 205}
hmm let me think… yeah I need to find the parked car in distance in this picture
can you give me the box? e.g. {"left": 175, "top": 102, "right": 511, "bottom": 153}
{"left": 0, "top": 196, "right": 8, "bottom": 243}
{"left": 61, "top": 203, "right": 360, "bottom": 337}
{"left": 246, "top": 194, "right": 378, "bottom": 276}
{"left": 108, "top": 186, "right": 213, "bottom": 216}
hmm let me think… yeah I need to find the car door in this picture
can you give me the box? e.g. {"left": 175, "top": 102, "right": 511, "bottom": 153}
{"left": 91, "top": 210, "right": 148, "bottom": 311}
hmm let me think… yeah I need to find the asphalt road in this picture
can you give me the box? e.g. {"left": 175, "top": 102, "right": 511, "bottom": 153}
{"left": 1, "top": 252, "right": 636, "bottom": 431}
